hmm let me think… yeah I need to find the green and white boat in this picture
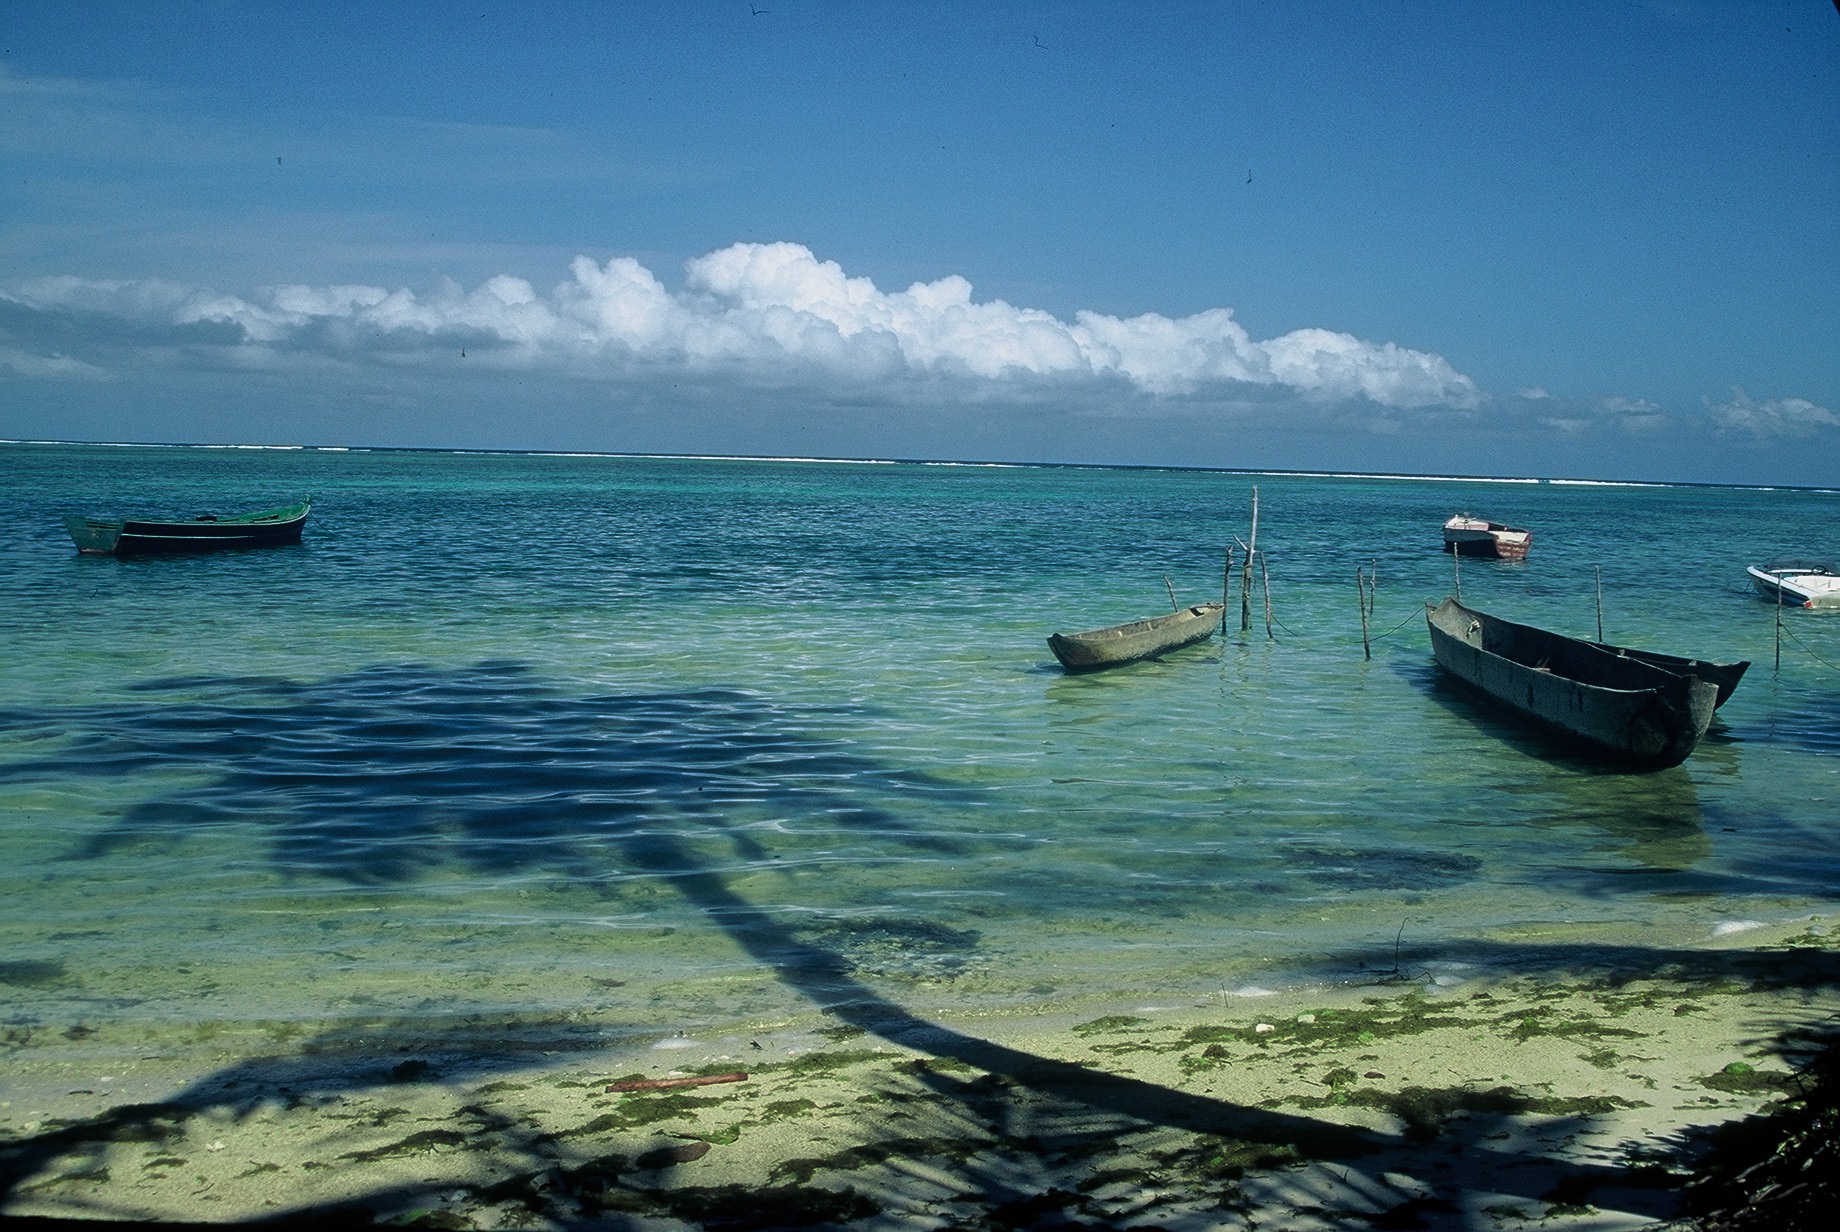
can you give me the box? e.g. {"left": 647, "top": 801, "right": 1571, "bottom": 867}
{"left": 67, "top": 497, "right": 312, "bottom": 556}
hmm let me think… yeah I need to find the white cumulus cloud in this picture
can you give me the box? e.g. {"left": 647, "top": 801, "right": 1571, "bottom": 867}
{"left": 1600, "top": 396, "right": 1668, "bottom": 433}
{"left": 0, "top": 346, "right": 110, "bottom": 381}
{"left": 1707, "top": 387, "right": 1839, "bottom": 439}
{"left": 0, "top": 242, "right": 1481, "bottom": 411}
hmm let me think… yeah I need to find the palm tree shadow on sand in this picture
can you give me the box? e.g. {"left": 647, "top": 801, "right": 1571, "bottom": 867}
{"left": 0, "top": 659, "right": 1829, "bottom": 1227}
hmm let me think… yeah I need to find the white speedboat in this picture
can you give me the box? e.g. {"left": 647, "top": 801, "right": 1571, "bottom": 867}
{"left": 1747, "top": 558, "right": 1840, "bottom": 609}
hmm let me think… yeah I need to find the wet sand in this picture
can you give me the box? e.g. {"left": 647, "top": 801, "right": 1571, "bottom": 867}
{"left": 3, "top": 918, "right": 1836, "bottom": 1230}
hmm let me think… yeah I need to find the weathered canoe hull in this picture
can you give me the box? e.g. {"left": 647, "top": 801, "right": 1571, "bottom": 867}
{"left": 1426, "top": 597, "right": 1717, "bottom": 769}
{"left": 67, "top": 499, "right": 311, "bottom": 556}
{"left": 1049, "top": 602, "right": 1224, "bottom": 672}
{"left": 1586, "top": 642, "right": 1749, "bottom": 709}
{"left": 1442, "top": 516, "right": 1531, "bottom": 561}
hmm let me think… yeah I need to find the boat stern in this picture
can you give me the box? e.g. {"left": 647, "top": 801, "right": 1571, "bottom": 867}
{"left": 66, "top": 515, "right": 123, "bottom": 554}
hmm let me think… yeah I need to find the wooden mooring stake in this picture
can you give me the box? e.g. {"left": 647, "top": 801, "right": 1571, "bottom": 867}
{"left": 1240, "top": 486, "right": 1259, "bottom": 632}
{"left": 1259, "top": 551, "right": 1275, "bottom": 640}
{"left": 1358, "top": 567, "right": 1372, "bottom": 660}
{"left": 1221, "top": 544, "right": 1234, "bottom": 632}
{"left": 1776, "top": 583, "right": 1784, "bottom": 674}
{"left": 1595, "top": 565, "right": 1604, "bottom": 642}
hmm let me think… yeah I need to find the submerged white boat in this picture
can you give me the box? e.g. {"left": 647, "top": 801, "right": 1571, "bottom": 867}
{"left": 1747, "top": 558, "right": 1840, "bottom": 609}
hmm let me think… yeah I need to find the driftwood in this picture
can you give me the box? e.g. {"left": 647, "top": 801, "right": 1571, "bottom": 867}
{"left": 636, "top": 1141, "right": 713, "bottom": 1168}
{"left": 605, "top": 1071, "right": 748, "bottom": 1093}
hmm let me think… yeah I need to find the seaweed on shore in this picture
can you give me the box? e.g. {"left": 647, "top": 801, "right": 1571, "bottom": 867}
{"left": 1285, "top": 1081, "right": 1641, "bottom": 1144}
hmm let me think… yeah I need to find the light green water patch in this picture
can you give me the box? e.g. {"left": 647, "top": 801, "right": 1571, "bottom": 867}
{"left": 6, "top": 448, "right": 1840, "bottom": 1070}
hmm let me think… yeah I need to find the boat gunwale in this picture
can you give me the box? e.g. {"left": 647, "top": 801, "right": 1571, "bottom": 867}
{"left": 1056, "top": 602, "right": 1224, "bottom": 643}
{"left": 1582, "top": 641, "right": 1749, "bottom": 708}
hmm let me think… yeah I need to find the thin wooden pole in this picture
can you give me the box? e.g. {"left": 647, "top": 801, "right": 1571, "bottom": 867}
{"left": 1259, "top": 551, "right": 1274, "bottom": 640}
{"left": 1221, "top": 545, "right": 1233, "bottom": 632}
{"left": 1595, "top": 566, "right": 1604, "bottom": 642}
{"left": 1358, "top": 567, "right": 1372, "bottom": 660}
{"left": 1776, "top": 582, "right": 1784, "bottom": 674}
{"left": 1164, "top": 574, "right": 1180, "bottom": 612}
{"left": 1452, "top": 541, "right": 1462, "bottom": 600}
{"left": 1367, "top": 559, "right": 1377, "bottom": 618}
{"left": 1241, "top": 486, "right": 1259, "bottom": 632}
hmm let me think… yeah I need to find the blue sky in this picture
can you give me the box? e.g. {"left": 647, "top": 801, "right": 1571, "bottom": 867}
{"left": 2, "top": 1, "right": 1836, "bottom": 484}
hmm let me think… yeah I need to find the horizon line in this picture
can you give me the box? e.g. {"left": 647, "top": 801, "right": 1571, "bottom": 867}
{"left": 2, "top": 436, "right": 1834, "bottom": 497}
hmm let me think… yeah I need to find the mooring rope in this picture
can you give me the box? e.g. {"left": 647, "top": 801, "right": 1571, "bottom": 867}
{"left": 1367, "top": 607, "right": 1424, "bottom": 644}
{"left": 1221, "top": 603, "right": 1419, "bottom": 646}
{"left": 1225, "top": 588, "right": 1837, "bottom": 676}
{"left": 1778, "top": 620, "right": 1840, "bottom": 675}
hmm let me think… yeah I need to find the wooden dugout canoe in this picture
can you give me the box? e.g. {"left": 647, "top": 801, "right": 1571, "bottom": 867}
{"left": 1426, "top": 596, "right": 1718, "bottom": 769}
{"left": 67, "top": 497, "right": 311, "bottom": 555}
{"left": 1048, "top": 602, "right": 1225, "bottom": 672}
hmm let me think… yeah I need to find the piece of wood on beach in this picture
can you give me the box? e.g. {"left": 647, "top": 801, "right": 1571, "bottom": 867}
{"left": 605, "top": 1071, "right": 749, "bottom": 1093}
{"left": 636, "top": 1140, "right": 714, "bottom": 1168}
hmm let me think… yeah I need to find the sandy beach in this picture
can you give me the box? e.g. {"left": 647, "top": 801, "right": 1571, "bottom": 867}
{"left": 3, "top": 917, "right": 1835, "bottom": 1230}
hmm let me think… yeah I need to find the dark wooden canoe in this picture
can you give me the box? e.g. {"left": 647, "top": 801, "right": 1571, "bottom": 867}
{"left": 1049, "top": 602, "right": 1225, "bottom": 672}
{"left": 67, "top": 497, "right": 311, "bottom": 556}
{"left": 1586, "top": 641, "right": 1749, "bottom": 709}
{"left": 1426, "top": 596, "right": 1718, "bottom": 769}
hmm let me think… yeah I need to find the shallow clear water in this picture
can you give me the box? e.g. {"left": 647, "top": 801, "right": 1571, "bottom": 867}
{"left": 2, "top": 442, "right": 1837, "bottom": 1053}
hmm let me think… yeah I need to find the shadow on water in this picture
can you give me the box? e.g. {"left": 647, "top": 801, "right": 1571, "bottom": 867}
{"left": 0, "top": 661, "right": 1359, "bottom": 1209}
{"left": 1405, "top": 658, "right": 1840, "bottom": 906}
{"left": 1394, "top": 658, "right": 1720, "bottom": 867}
{"left": 0, "top": 659, "right": 1831, "bottom": 1227}
{"left": 1731, "top": 671, "right": 1840, "bottom": 758}
{"left": 1517, "top": 762, "right": 1713, "bottom": 876}
{"left": 5, "top": 661, "right": 969, "bottom": 886}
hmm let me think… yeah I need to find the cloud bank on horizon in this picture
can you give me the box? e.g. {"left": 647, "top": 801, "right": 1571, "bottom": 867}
{"left": 2, "top": 241, "right": 1479, "bottom": 411}
{"left": 4, "top": 242, "right": 1833, "bottom": 473}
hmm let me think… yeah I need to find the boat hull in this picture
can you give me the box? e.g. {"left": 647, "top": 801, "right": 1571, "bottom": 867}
{"left": 1442, "top": 517, "right": 1531, "bottom": 561}
{"left": 67, "top": 499, "right": 311, "bottom": 556}
{"left": 1427, "top": 597, "right": 1717, "bottom": 769}
{"left": 1049, "top": 602, "right": 1224, "bottom": 672}
{"left": 1747, "top": 565, "right": 1840, "bottom": 609}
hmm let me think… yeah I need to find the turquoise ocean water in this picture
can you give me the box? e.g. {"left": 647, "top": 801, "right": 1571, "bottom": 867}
{"left": 2, "top": 441, "right": 1837, "bottom": 1064}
